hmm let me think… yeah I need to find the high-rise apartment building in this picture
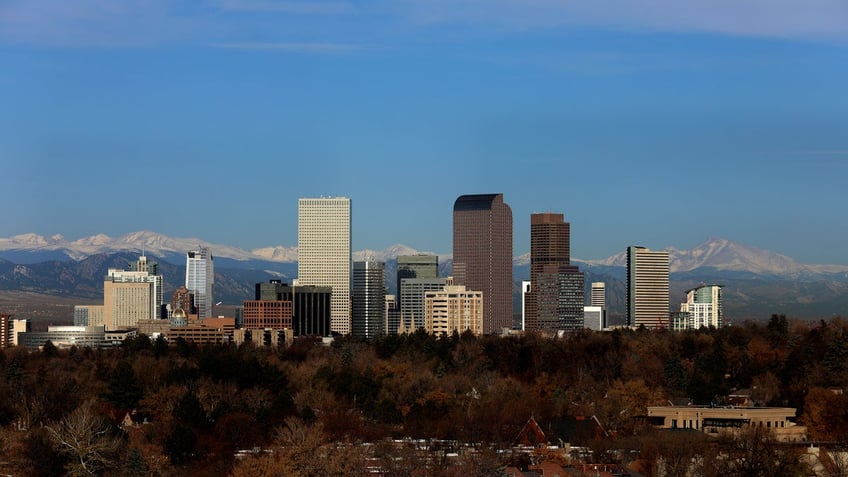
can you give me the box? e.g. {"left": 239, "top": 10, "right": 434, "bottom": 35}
{"left": 626, "top": 246, "right": 670, "bottom": 329}
{"left": 352, "top": 259, "right": 386, "bottom": 339}
{"left": 424, "top": 286, "right": 483, "bottom": 337}
{"left": 396, "top": 254, "right": 438, "bottom": 304}
{"left": 453, "top": 194, "right": 513, "bottom": 334}
{"left": 676, "top": 284, "right": 723, "bottom": 330}
{"left": 298, "top": 197, "right": 351, "bottom": 335}
{"left": 186, "top": 247, "right": 214, "bottom": 319}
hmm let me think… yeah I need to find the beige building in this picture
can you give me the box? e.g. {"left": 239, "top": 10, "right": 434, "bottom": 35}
{"left": 104, "top": 277, "right": 152, "bottom": 330}
{"left": 626, "top": 246, "right": 670, "bottom": 329}
{"left": 298, "top": 197, "right": 351, "bottom": 335}
{"left": 424, "top": 285, "right": 483, "bottom": 336}
{"left": 646, "top": 406, "right": 807, "bottom": 442}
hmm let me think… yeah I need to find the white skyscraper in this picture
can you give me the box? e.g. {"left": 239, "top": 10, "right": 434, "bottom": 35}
{"left": 186, "top": 247, "right": 214, "bottom": 319}
{"left": 298, "top": 197, "right": 351, "bottom": 335}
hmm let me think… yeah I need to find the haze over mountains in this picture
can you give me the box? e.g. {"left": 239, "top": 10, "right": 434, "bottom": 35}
{"left": 1, "top": 231, "right": 847, "bottom": 322}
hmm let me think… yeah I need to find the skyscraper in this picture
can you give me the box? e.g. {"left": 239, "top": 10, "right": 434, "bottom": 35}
{"left": 400, "top": 278, "right": 449, "bottom": 331}
{"left": 626, "top": 246, "right": 670, "bottom": 329}
{"left": 396, "top": 254, "right": 438, "bottom": 305}
{"left": 526, "top": 212, "right": 571, "bottom": 331}
{"left": 186, "top": 247, "right": 214, "bottom": 319}
{"left": 352, "top": 259, "right": 386, "bottom": 339}
{"left": 453, "top": 194, "right": 513, "bottom": 334}
{"left": 298, "top": 197, "right": 351, "bottom": 335}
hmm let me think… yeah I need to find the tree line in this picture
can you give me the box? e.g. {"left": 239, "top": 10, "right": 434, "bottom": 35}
{"left": 0, "top": 314, "right": 846, "bottom": 475}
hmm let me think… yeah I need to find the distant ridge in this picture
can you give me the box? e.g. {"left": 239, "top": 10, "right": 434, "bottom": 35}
{"left": 1, "top": 232, "right": 846, "bottom": 276}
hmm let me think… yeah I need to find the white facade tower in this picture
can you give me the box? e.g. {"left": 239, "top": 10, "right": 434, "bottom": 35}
{"left": 298, "top": 197, "right": 352, "bottom": 335}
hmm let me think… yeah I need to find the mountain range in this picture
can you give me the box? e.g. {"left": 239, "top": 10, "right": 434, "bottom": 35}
{"left": 1, "top": 231, "right": 847, "bottom": 323}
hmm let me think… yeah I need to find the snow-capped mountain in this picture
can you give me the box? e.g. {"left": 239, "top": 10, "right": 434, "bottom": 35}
{"left": 579, "top": 237, "right": 848, "bottom": 276}
{"left": 0, "top": 231, "right": 445, "bottom": 265}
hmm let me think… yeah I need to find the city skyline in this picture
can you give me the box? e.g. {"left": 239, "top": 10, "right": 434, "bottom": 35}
{"left": 3, "top": 1, "right": 848, "bottom": 265}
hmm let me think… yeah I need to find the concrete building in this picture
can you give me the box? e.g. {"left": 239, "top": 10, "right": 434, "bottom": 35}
{"left": 453, "top": 194, "right": 513, "bottom": 334}
{"left": 583, "top": 306, "right": 604, "bottom": 331}
{"left": 104, "top": 267, "right": 159, "bottom": 329}
{"left": 400, "top": 278, "right": 449, "bottom": 332}
{"left": 676, "top": 284, "right": 723, "bottom": 330}
{"left": 269, "top": 283, "right": 332, "bottom": 337}
{"left": 526, "top": 214, "right": 570, "bottom": 332}
{"left": 626, "top": 246, "right": 670, "bottom": 329}
{"left": 424, "top": 285, "right": 483, "bottom": 337}
{"left": 591, "top": 282, "right": 606, "bottom": 309}
{"left": 171, "top": 286, "right": 194, "bottom": 318}
{"left": 396, "top": 254, "right": 438, "bottom": 305}
{"left": 646, "top": 406, "right": 806, "bottom": 442}
{"left": 186, "top": 247, "right": 214, "bottom": 318}
{"left": 557, "top": 266, "right": 585, "bottom": 331}
{"left": 298, "top": 197, "right": 351, "bottom": 334}
{"left": 74, "top": 305, "right": 104, "bottom": 327}
{"left": 352, "top": 258, "right": 386, "bottom": 339}
{"left": 385, "top": 295, "right": 400, "bottom": 335}
{"left": 18, "top": 325, "right": 130, "bottom": 349}
{"left": 242, "top": 300, "right": 293, "bottom": 330}
{"left": 521, "top": 281, "right": 531, "bottom": 331}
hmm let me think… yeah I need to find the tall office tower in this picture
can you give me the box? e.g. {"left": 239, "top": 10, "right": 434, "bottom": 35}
{"left": 626, "top": 246, "right": 670, "bottom": 329}
{"left": 557, "top": 266, "right": 585, "bottom": 331}
{"left": 352, "top": 259, "right": 386, "bottom": 339}
{"left": 278, "top": 284, "right": 332, "bottom": 337}
{"left": 186, "top": 247, "right": 214, "bottom": 319}
{"left": 591, "top": 282, "right": 606, "bottom": 309}
{"left": 104, "top": 270, "right": 154, "bottom": 330}
{"left": 677, "top": 284, "right": 723, "bottom": 330}
{"left": 396, "top": 254, "right": 438, "bottom": 304}
{"left": 453, "top": 194, "right": 513, "bottom": 334}
{"left": 400, "top": 278, "right": 449, "bottom": 331}
{"left": 526, "top": 212, "right": 573, "bottom": 332}
{"left": 298, "top": 197, "right": 351, "bottom": 335}
{"left": 385, "top": 295, "right": 400, "bottom": 335}
{"left": 424, "top": 286, "right": 483, "bottom": 336}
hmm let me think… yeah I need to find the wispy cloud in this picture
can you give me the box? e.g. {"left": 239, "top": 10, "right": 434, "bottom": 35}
{"left": 394, "top": 0, "right": 848, "bottom": 41}
{"left": 1, "top": 0, "right": 846, "bottom": 48}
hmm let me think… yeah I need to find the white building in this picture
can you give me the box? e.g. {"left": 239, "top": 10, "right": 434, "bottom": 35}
{"left": 186, "top": 247, "right": 214, "bottom": 319}
{"left": 626, "top": 246, "right": 670, "bottom": 329}
{"left": 298, "top": 197, "right": 351, "bottom": 334}
{"left": 521, "top": 280, "right": 531, "bottom": 331}
{"left": 583, "top": 306, "right": 604, "bottom": 331}
{"left": 591, "top": 282, "right": 606, "bottom": 309}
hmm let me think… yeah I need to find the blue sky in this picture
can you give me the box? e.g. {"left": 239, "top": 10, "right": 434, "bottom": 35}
{"left": 2, "top": 0, "right": 847, "bottom": 263}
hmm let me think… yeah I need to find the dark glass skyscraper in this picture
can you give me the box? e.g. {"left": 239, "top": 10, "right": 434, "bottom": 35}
{"left": 453, "top": 194, "right": 513, "bottom": 334}
{"left": 526, "top": 212, "right": 571, "bottom": 331}
{"left": 352, "top": 259, "right": 386, "bottom": 339}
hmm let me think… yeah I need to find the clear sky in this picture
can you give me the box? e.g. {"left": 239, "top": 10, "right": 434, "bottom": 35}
{"left": 2, "top": 1, "right": 847, "bottom": 263}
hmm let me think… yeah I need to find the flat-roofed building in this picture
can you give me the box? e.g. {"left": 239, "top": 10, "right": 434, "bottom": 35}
{"left": 583, "top": 306, "right": 604, "bottom": 331}
{"left": 396, "top": 254, "right": 438, "bottom": 306}
{"left": 74, "top": 305, "right": 104, "bottom": 327}
{"left": 424, "top": 285, "right": 483, "bottom": 337}
{"left": 352, "top": 259, "right": 385, "bottom": 339}
{"left": 242, "top": 300, "right": 293, "bottom": 330}
{"left": 401, "top": 278, "right": 449, "bottom": 332}
{"left": 626, "top": 246, "right": 670, "bottom": 329}
{"left": 19, "top": 326, "right": 111, "bottom": 349}
{"left": 646, "top": 406, "right": 806, "bottom": 442}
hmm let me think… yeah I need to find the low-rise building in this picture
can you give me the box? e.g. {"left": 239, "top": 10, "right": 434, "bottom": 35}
{"left": 646, "top": 406, "right": 806, "bottom": 442}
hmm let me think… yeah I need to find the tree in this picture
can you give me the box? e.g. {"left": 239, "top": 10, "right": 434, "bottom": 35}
{"left": 45, "top": 400, "right": 122, "bottom": 476}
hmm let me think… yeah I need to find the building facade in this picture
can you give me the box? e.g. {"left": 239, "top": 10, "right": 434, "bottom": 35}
{"left": 298, "top": 197, "right": 351, "bottom": 334}
{"left": 626, "top": 246, "right": 670, "bottom": 329}
{"left": 424, "top": 286, "right": 483, "bottom": 337}
{"left": 453, "top": 194, "right": 513, "bottom": 334}
{"left": 676, "top": 284, "right": 723, "bottom": 330}
{"left": 396, "top": 254, "right": 438, "bottom": 305}
{"left": 557, "top": 266, "right": 585, "bottom": 331}
{"left": 400, "top": 278, "right": 449, "bottom": 332}
{"left": 242, "top": 300, "right": 293, "bottom": 330}
{"left": 186, "top": 247, "right": 214, "bottom": 319}
{"left": 352, "top": 259, "right": 386, "bottom": 339}
{"left": 591, "top": 282, "right": 606, "bottom": 309}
